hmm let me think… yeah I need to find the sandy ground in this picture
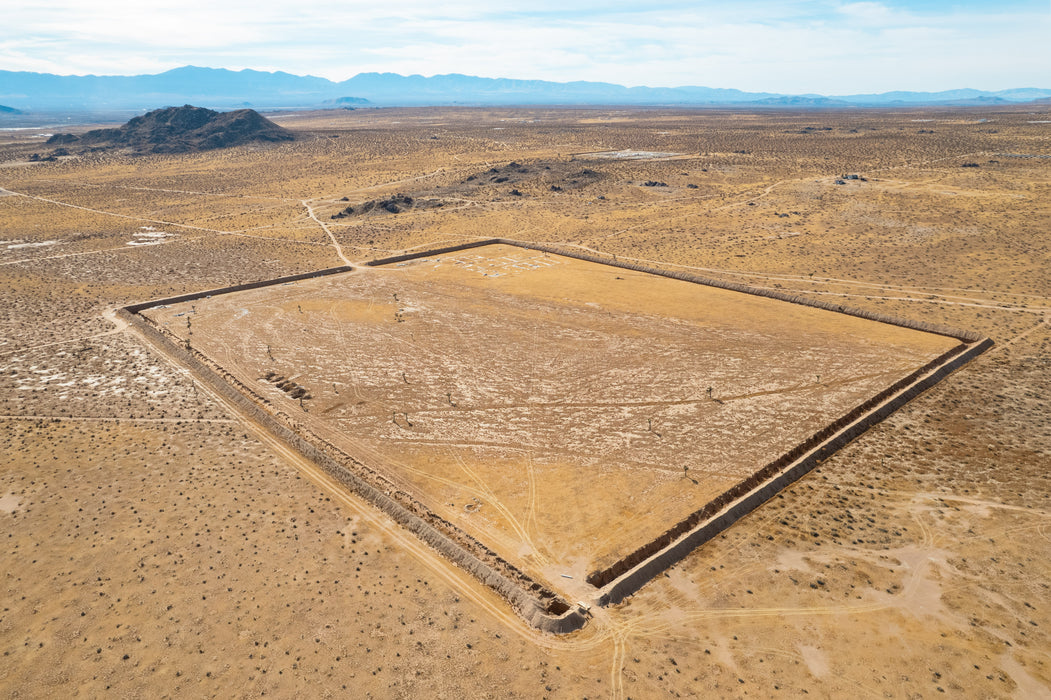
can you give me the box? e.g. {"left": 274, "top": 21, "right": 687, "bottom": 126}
{"left": 1, "top": 106, "right": 1048, "bottom": 698}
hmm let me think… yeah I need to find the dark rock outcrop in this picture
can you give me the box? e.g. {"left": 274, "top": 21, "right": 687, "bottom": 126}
{"left": 46, "top": 105, "right": 293, "bottom": 155}
{"left": 330, "top": 193, "right": 446, "bottom": 219}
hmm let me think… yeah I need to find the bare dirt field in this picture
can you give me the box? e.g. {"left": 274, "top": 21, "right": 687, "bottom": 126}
{"left": 140, "top": 241, "right": 960, "bottom": 598}
{"left": 1, "top": 106, "right": 1048, "bottom": 697}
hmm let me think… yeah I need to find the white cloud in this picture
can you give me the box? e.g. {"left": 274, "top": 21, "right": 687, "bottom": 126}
{"left": 1, "top": 0, "right": 1048, "bottom": 92}
{"left": 835, "top": 1, "right": 902, "bottom": 26}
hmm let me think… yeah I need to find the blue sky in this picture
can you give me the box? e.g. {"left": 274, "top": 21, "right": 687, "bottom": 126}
{"left": 2, "top": 1, "right": 1048, "bottom": 93}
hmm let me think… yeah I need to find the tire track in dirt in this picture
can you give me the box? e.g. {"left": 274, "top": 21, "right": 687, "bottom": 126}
{"left": 4, "top": 188, "right": 230, "bottom": 233}
{"left": 333, "top": 167, "right": 456, "bottom": 196}
{"left": 30, "top": 179, "right": 297, "bottom": 202}
{"left": 0, "top": 188, "right": 332, "bottom": 267}
{"left": 608, "top": 628, "right": 628, "bottom": 700}
{"left": 561, "top": 243, "right": 1050, "bottom": 308}
{"left": 992, "top": 314, "right": 1050, "bottom": 354}
{"left": 614, "top": 555, "right": 940, "bottom": 695}
{"left": 447, "top": 447, "right": 551, "bottom": 568}
{"left": 0, "top": 307, "right": 129, "bottom": 357}
{"left": 582, "top": 191, "right": 725, "bottom": 245}
{"left": 354, "top": 365, "right": 911, "bottom": 419}
{"left": 121, "top": 314, "right": 612, "bottom": 650}
{"left": 609, "top": 521, "right": 945, "bottom": 653}
{"left": 525, "top": 319, "right": 544, "bottom": 546}
{"left": 708, "top": 177, "right": 797, "bottom": 212}
{"left": 745, "top": 285, "right": 1050, "bottom": 313}
{"left": 282, "top": 398, "right": 552, "bottom": 570}
{"left": 0, "top": 237, "right": 197, "bottom": 266}
{"left": 625, "top": 543, "right": 940, "bottom": 644}
{"left": 0, "top": 414, "right": 235, "bottom": 423}
{"left": 334, "top": 275, "right": 513, "bottom": 399}
{"left": 870, "top": 151, "right": 989, "bottom": 174}
{"left": 271, "top": 356, "right": 559, "bottom": 573}
{"left": 889, "top": 491, "right": 1051, "bottom": 519}
{"left": 911, "top": 510, "right": 936, "bottom": 548}
{"left": 958, "top": 523, "right": 1051, "bottom": 544}
{"left": 301, "top": 198, "right": 352, "bottom": 266}
{"left": 525, "top": 452, "right": 542, "bottom": 557}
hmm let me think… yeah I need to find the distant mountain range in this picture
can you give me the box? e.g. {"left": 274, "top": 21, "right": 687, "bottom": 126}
{"left": 1, "top": 66, "right": 1049, "bottom": 112}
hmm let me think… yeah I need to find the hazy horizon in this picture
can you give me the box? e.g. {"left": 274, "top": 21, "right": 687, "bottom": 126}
{"left": 5, "top": 64, "right": 1051, "bottom": 98}
{"left": 3, "top": 1, "right": 1049, "bottom": 95}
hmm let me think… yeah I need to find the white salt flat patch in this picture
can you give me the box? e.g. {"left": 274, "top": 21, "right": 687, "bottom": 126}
{"left": 7, "top": 240, "right": 61, "bottom": 249}
{"left": 127, "top": 230, "right": 175, "bottom": 246}
{"left": 0, "top": 493, "right": 20, "bottom": 514}
{"left": 580, "top": 150, "right": 682, "bottom": 160}
{"left": 797, "top": 645, "right": 830, "bottom": 679}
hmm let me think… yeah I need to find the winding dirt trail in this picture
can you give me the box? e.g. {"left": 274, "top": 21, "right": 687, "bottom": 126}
{"left": 336, "top": 167, "right": 453, "bottom": 196}
{"left": 992, "top": 314, "right": 1051, "bottom": 354}
{"left": 301, "top": 198, "right": 352, "bottom": 265}
{"left": 0, "top": 307, "right": 130, "bottom": 357}
{"left": 0, "top": 187, "right": 336, "bottom": 267}
{"left": 4, "top": 188, "right": 230, "bottom": 233}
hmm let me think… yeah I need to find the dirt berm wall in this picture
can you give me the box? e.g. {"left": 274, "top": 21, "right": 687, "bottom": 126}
{"left": 123, "top": 265, "right": 354, "bottom": 314}
{"left": 366, "top": 240, "right": 501, "bottom": 267}
{"left": 586, "top": 339, "right": 971, "bottom": 589}
{"left": 119, "top": 305, "right": 585, "bottom": 635}
{"left": 366, "top": 239, "right": 981, "bottom": 342}
{"left": 122, "top": 241, "right": 989, "bottom": 623}
{"left": 363, "top": 240, "right": 989, "bottom": 600}
{"left": 500, "top": 240, "right": 982, "bottom": 342}
{"left": 594, "top": 336, "right": 993, "bottom": 605}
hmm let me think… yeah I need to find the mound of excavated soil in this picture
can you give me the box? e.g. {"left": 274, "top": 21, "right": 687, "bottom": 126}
{"left": 46, "top": 105, "right": 293, "bottom": 155}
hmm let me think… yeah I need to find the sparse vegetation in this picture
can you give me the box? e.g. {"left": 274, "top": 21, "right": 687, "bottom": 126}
{"left": 1, "top": 104, "right": 1048, "bottom": 698}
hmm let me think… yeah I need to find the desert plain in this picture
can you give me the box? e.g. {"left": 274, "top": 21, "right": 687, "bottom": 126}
{"left": 1, "top": 105, "right": 1049, "bottom": 697}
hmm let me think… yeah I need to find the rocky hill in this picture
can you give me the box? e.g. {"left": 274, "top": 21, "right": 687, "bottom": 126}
{"left": 46, "top": 105, "right": 293, "bottom": 155}
{"left": 322, "top": 96, "right": 372, "bottom": 108}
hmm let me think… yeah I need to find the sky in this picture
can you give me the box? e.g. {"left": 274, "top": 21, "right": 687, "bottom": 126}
{"left": 2, "top": 0, "right": 1049, "bottom": 94}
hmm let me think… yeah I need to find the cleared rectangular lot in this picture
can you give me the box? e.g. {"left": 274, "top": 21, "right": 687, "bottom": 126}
{"left": 143, "top": 243, "right": 959, "bottom": 590}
